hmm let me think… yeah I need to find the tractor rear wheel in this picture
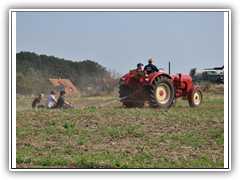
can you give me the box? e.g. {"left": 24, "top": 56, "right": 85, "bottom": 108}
{"left": 170, "top": 97, "right": 177, "bottom": 107}
{"left": 119, "top": 85, "right": 144, "bottom": 108}
{"left": 188, "top": 88, "right": 203, "bottom": 107}
{"left": 146, "top": 76, "right": 174, "bottom": 108}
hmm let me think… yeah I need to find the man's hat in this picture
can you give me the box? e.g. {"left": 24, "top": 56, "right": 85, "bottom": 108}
{"left": 137, "top": 63, "right": 144, "bottom": 67}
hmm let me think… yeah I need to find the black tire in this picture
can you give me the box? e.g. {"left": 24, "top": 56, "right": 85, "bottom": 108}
{"left": 119, "top": 85, "right": 144, "bottom": 108}
{"left": 170, "top": 98, "right": 177, "bottom": 107}
{"left": 188, "top": 88, "right": 203, "bottom": 107}
{"left": 146, "top": 75, "right": 174, "bottom": 108}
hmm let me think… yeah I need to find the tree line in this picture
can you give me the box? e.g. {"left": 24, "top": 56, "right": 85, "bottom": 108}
{"left": 16, "top": 51, "right": 119, "bottom": 95}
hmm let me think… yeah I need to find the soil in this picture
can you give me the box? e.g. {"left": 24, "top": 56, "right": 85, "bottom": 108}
{"left": 15, "top": 92, "right": 225, "bottom": 168}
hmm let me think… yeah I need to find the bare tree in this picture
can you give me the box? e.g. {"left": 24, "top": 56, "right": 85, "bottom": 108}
{"left": 106, "top": 69, "right": 122, "bottom": 94}
{"left": 35, "top": 70, "right": 50, "bottom": 95}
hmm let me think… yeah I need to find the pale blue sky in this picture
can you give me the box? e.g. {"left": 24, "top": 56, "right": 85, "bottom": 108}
{"left": 16, "top": 11, "right": 224, "bottom": 76}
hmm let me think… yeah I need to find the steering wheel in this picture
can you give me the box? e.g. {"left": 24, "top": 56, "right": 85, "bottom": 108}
{"left": 159, "top": 68, "right": 164, "bottom": 71}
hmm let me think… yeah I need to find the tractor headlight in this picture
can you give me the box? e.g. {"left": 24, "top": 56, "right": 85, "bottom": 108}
{"left": 120, "top": 78, "right": 125, "bottom": 84}
{"left": 120, "top": 80, "right": 125, "bottom": 84}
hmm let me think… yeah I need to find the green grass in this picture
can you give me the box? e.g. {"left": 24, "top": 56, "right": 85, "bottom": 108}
{"left": 16, "top": 92, "right": 224, "bottom": 168}
{"left": 36, "top": 157, "right": 69, "bottom": 166}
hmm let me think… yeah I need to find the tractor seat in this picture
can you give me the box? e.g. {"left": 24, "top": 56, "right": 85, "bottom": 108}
{"left": 130, "top": 70, "right": 147, "bottom": 76}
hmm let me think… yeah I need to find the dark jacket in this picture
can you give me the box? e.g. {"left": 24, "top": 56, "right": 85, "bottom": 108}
{"left": 144, "top": 64, "right": 159, "bottom": 75}
{"left": 56, "top": 96, "right": 65, "bottom": 108}
{"left": 32, "top": 97, "right": 41, "bottom": 108}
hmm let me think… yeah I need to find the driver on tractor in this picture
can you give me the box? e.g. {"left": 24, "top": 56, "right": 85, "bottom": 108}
{"left": 144, "top": 58, "right": 159, "bottom": 75}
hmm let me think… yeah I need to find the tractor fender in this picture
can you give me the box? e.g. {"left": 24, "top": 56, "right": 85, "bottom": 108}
{"left": 142, "top": 72, "right": 172, "bottom": 86}
{"left": 119, "top": 73, "right": 130, "bottom": 83}
{"left": 188, "top": 85, "right": 199, "bottom": 100}
{"left": 119, "top": 73, "right": 136, "bottom": 90}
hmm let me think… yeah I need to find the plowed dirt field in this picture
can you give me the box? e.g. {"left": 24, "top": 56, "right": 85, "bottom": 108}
{"left": 15, "top": 92, "right": 224, "bottom": 168}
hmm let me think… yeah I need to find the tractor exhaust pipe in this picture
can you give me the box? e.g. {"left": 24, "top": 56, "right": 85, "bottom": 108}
{"left": 169, "top": 62, "right": 170, "bottom": 75}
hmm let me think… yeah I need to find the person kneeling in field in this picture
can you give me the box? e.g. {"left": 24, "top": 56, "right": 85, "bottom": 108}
{"left": 32, "top": 94, "right": 45, "bottom": 109}
{"left": 45, "top": 90, "right": 57, "bottom": 109}
{"left": 56, "top": 90, "right": 73, "bottom": 109}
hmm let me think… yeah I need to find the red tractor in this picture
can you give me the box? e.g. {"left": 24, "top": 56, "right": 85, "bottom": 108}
{"left": 118, "top": 69, "right": 203, "bottom": 108}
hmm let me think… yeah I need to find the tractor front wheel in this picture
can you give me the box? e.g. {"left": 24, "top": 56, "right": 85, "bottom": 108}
{"left": 188, "top": 88, "right": 203, "bottom": 107}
